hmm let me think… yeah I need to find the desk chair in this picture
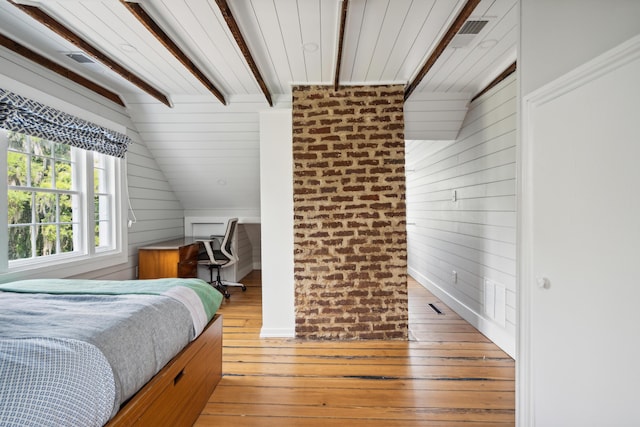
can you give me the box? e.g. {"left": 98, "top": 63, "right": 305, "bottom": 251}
{"left": 198, "top": 217, "right": 247, "bottom": 299}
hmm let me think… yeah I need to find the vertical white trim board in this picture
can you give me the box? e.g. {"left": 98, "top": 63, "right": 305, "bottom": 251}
{"left": 259, "top": 109, "right": 295, "bottom": 338}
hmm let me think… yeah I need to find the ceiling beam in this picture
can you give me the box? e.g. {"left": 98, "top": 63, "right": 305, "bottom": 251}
{"left": 120, "top": 1, "right": 227, "bottom": 105}
{"left": 404, "top": 0, "right": 481, "bottom": 100}
{"left": 334, "top": 0, "right": 349, "bottom": 90}
{"left": 215, "top": 0, "right": 272, "bottom": 107}
{"left": 8, "top": 0, "right": 170, "bottom": 107}
{"left": 471, "top": 61, "right": 516, "bottom": 103}
{"left": 0, "top": 33, "right": 125, "bottom": 107}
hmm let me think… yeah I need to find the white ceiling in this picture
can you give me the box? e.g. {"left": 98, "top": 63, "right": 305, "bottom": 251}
{"left": 0, "top": 0, "right": 517, "bottom": 213}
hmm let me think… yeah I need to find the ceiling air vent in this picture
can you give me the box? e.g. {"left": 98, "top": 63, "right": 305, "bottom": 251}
{"left": 449, "top": 19, "right": 490, "bottom": 48}
{"left": 458, "top": 20, "right": 489, "bottom": 35}
{"left": 65, "top": 52, "right": 94, "bottom": 64}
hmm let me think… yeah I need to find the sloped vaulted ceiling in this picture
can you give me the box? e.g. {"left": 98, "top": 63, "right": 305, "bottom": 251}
{"left": 0, "top": 0, "right": 517, "bottom": 213}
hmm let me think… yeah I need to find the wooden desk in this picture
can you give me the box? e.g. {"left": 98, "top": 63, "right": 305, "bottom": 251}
{"left": 138, "top": 238, "right": 200, "bottom": 279}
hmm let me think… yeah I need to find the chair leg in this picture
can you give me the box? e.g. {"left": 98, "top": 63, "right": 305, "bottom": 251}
{"left": 221, "top": 280, "right": 247, "bottom": 291}
{"left": 208, "top": 265, "right": 230, "bottom": 299}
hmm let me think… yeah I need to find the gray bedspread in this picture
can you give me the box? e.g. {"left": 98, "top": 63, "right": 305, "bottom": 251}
{"left": 0, "top": 337, "right": 116, "bottom": 427}
{"left": 0, "top": 291, "right": 194, "bottom": 420}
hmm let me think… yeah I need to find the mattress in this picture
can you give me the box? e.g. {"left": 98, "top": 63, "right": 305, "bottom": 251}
{"left": 0, "top": 278, "right": 223, "bottom": 426}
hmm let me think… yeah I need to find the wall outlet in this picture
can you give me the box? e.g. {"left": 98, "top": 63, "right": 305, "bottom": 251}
{"left": 452, "top": 270, "right": 457, "bottom": 283}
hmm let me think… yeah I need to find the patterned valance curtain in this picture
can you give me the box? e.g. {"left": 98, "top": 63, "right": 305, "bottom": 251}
{"left": 0, "top": 88, "right": 132, "bottom": 158}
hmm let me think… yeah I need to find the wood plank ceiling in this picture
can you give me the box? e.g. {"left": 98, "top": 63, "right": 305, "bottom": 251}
{"left": 0, "top": 0, "right": 517, "bottom": 214}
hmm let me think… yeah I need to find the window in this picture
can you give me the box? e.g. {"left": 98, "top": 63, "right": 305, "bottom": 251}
{"left": 93, "top": 151, "right": 116, "bottom": 252}
{"left": 2, "top": 129, "right": 124, "bottom": 274}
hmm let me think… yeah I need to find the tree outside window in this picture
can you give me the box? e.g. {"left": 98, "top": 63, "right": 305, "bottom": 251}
{"left": 6, "top": 131, "right": 113, "bottom": 262}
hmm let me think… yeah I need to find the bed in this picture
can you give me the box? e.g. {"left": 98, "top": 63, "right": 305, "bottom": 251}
{"left": 0, "top": 278, "right": 224, "bottom": 427}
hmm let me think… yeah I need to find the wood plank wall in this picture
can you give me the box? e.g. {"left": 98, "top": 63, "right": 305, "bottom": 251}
{"left": 235, "top": 224, "right": 255, "bottom": 280}
{"left": 119, "top": 133, "right": 185, "bottom": 279}
{"left": 404, "top": 92, "right": 472, "bottom": 141}
{"left": 126, "top": 94, "right": 266, "bottom": 216}
{"left": 405, "top": 74, "right": 516, "bottom": 355}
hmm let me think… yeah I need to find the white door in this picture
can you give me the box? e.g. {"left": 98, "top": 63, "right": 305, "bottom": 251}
{"left": 521, "top": 37, "right": 640, "bottom": 426}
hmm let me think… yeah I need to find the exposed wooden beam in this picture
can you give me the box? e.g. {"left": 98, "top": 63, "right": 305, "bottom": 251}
{"left": 120, "top": 1, "right": 227, "bottom": 105}
{"left": 334, "top": 0, "right": 349, "bottom": 90}
{"left": 8, "top": 0, "right": 171, "bottom": 107}
{"left": 0, "top": 33, "right": 125, "bottom": 107}
{"left": 404, "top": 0, "right": 481, "bottom": 100}
{"left": 471, "top": 61, "right": 516, "bottom": 102}
{"left": 215, "top": 0, "right": 272, "bottom": 107}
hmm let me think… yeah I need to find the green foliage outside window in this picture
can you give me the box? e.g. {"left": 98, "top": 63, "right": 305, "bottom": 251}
{"left": 6, "top": 132, "right": 76, "bottom": 260}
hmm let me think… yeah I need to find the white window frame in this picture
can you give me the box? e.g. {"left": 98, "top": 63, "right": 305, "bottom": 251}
{"left": 0, "top": 131, "right": 128, "bottom": 280}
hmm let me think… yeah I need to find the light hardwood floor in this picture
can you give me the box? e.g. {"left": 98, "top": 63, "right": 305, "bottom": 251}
{"left": 194, "top": 271, "right": 515, "bottom": 426}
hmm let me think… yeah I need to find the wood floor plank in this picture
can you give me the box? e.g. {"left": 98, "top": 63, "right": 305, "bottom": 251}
{"left": 207, "top": 385, "right": 514, "bottom": 409}
{"left": 222, "top": 348, "right": 513, "bottom": 361}
{"left": 224, "top": 339, "right": 507, "bottom": 351}
{"left": 193, "top": 272, "right": 515, "bottom": 426}
{"left": 196, "top": 414, "right": 515, "bottom": 427}
{"left": 207, "top": 375, "right": 515, "bottom": 392}
{"left": 222, "top": 355, "right": 514, "bottom": 368}
{"left": 222, "top": 362, "right": 514, "bottom": 380}
{"left": 199, "top": 402, "right": 514, "bottom": 422}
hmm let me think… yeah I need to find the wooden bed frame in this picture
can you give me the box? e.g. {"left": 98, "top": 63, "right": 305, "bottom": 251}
{"left": 106, "top": 314, "right": 223, "bottom": 426}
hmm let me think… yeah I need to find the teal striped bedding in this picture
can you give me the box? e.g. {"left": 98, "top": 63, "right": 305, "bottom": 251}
{"left": 0, "top": 278, "right": 223, "bottom": 426}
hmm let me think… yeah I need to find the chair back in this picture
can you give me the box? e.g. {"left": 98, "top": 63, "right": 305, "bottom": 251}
{"left": 218, "top": 218, "right": 238, "bottom": 263}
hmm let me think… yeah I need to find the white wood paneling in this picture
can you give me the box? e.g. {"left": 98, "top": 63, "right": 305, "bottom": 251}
{"left": 151, "top": 0, "right": 255, "bottom": 94}
{"left": 347, "top": 0, "right": 392, "bottom": 81}
{"left": 415, "top": 0, "right": 518, "bottom": 95}
{"left": 363, "top": 0, "right": 412, "bottom": 80}
{"left": 405, "top": 92, "right": 471, "bottom": 140}
{"left": 235, "top": 224, "right": 254, "bottom": 280}
{"left": 242, "top": 223, "right": 262, "bottom": 269}
{"left": 1, "top": 0, "right": 518, "bottom": 224}
{"left": 0, "top": 1, "right": 145, "bottom": 97}
{"left": 90, "top": 128, "right": 186, "bottom": 280}
{"left": 318, "top": 0, "right": 338, "bottom": 82}
{"left": 236, "top": 0, "right": 298, "bottom": 91}
{"left": 1, "top": 0, "right": 517, "bottom": 97}
{"left": 125, "top": 94, "right": 266, "bottom": 213}
{"left": 406, "top": 73, "right": 517, "bottom": 356}
{"left": 40, "top": 1, "right": 203, "bottom": 94}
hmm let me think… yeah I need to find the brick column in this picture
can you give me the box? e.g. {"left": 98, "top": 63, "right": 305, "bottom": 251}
{"left": 292, "top": 85, "right": 408, "bottom": 340}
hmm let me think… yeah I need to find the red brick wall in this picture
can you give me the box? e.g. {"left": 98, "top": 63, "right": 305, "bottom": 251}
{"left": 292, "top": 85, "right": 408, "bottom": 340}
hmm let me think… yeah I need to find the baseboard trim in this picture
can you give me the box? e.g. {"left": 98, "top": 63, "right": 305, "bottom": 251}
{"left": 408, "top": 266, "right": 515, "bottom": 358}
{"left": 260, "top": 327, "right": 295, "bottom": 338}
{"left": 237, "top": 264, "right": 253, "bottom": 281}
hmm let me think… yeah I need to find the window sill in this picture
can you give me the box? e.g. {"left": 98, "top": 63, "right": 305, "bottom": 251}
{"left": 0, "top": 249, "right": 128, "bottom": 282}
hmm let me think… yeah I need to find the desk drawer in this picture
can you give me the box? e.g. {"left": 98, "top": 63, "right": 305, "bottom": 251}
{"left": 177, "top": 259, "right": 198, "bottom": 278}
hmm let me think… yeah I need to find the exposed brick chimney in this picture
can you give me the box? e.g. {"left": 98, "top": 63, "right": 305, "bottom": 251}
{"left": 292, "top": 85, "right": 408, "bottom": 340}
